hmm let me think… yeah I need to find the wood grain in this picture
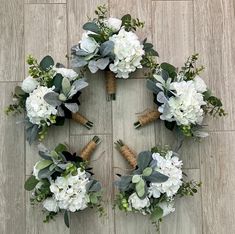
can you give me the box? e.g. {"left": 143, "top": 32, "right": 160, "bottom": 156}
{"left": 70, "top": 135, "right": 115, "bottom": 234}
{"left": 152, "top": 1, "right": 194, "bottom": 67}
{"left": 24, "top": 4, "right": 69, "bottom": 234}
{"left": 25, "top": 0, "right": 66, "bottom": 3}
{"left": 194, "top": 0, "right": 235, "bottom": 131}
{"left": 160, "top": 169, "right": 202, "bottom": 234}
{"left": 0, "top": 0, "right": 24, "bottom": 81}
{"left": 200, "top": 132, "right": 235, "bottom": 234}
{"left": 0, "top": 83, "right": 25, "bottom": 234}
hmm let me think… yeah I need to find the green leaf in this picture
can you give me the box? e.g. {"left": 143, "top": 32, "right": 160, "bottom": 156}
{"left": 38, "top": 166, "right": 53, "bottom": 179}
{"left": 24, "top": 175, "right": 39, "bottom": 191}
{"left": 43, "top": 92, "right": 61, "bottom": 106}
{"left": 36, "top": 160, "right": 53, "bottom": 170}
{"left": 64, "top": 210, "right": 70, "bottom": 228}
{"left": 53, "top": 73, "right": 63, "bottom": 92}
{"left": 165, "top": 121, "right": 176, "bottom": 131}
{"left": 100, "top": 41, "right": 114, "bottom": 57}
{"left": 55, "top": 143, "right": 68, "bottom": 153}
{"left": 90, "top": 193, "right": 98, "bottom": 204}
{"left": 83, "top": 22, "right": 101, "bottom": 34}
{"left": 151, "top": 206, "right": 163, "bottom": 221}
{"left": 26, "top": 124, "right": 39, "bottom": 145}
{"left": 114, "top": 176, "right": 132, "bottom": 191}
{"left": 137, "top": 151, "right": 152, "bottom": 171}
{"left": 121, "top": 14, "right": 131, "bottom": 25}
{"left": 145, "top": 171, "right": 168, "bottom": 183}
{"left": 160, "top": 63, "right": 176, "bottom": 76}
{"left": 132, "top": 175, "right": 141, "bottom": 184}
{"left": 135, "top": 178, "right": 146, "bottom": 198}
{"left": 62, "top": 77, "right": 71, "bottom": 96}
{"left": 39, "top": 55, "right": 54, "bottom": 71}
{"left": 142, "top": 167, "right": 153, "bottom": 177}
{"left": 15, "top": 86, "right": 25, "bottom": 97}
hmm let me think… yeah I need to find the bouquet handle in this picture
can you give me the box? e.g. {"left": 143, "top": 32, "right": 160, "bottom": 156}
{"left": 105, "top": 71, "right": 116, "bottom": 101}
{"left": 72, "top": 112, "right": 93, "bottom": 129}
{"left": 80, "top": 136, "right": 101, "bottom": 161}
{"left": 115, "top": 140, "right": 137, "bottom": 168}
{"left": 134, "top": 109, "right": 160, "bottom": 129}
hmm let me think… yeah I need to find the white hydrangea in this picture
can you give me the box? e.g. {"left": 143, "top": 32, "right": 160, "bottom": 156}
{"left": 53, "top": 67, "right": 78, "bottom": 81}
{"left": 128, "top": 193, "right": 150, "bottom": 210}
{"left": 104, "top": 17, "right": 122, "bottom": 32}
{"left": 26, "top": 86, "right": 57, "bottom": 126}
{"left": 158, "top": 201, "right": 175, "bottom": 217}
{"left": 158, "top": 80, "right": 206, "bottom": 126}
{"left": 43, "top": 198, "right": 59, "bottom": 213}
{"left": 193, "top": 75, "right": 207, "bottom": 93}
{"left": 21, "top": 76, "right": 39, "bottom": 93}
{"left": 80, "top": 32, "right": 99, "bottom": 54}
{"left": 109, "top": 29, "right": 145, "bottom": 78}
{"left": 49, "top": 168, "right": 90, "bottom": 212}
{"left": 149, "top": 151, "right": 183, "bottom": 198}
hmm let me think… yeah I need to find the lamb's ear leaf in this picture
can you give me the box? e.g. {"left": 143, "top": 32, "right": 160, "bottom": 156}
{"left": 146, "top": 79, "right": 161, "bottom": 94}
{"left": 36, "top": 160, "right": 53, "bottom": 170}
{"left": 64, "top": 210, "right": 70, "bottom": 228}
{"left": 137, "top": 151, "right": 152, "bottom": 171}
{"left": 100, "top": 41, "right": 114, "bottom": 57}
{"left": 44, "top": 92, "right": 61, "bottom": 106}
{"left": 62, "top": 77, "right": 71, "bottom": 96}
{"left": 64, "top": 103, "right": 79, "bottom": 113}
{"left": 145, "top": 171, "right": 168, "bottom": 183}
{"left": 39, "top": 55, "right": 54, "bottom": 71}
{"left": 24, "top": 175, "right": 39, "bottom": 191}
{"left": 135, "top": 178, "right": 146, "bottom": 198}
{"left": 26, "top": 124, "right": 39, "bottom": 145}
{"left": 95, "top": 58, "right": 110, "bottom": 70}
{"left": 83, "top": 22, "right": 100, "bottom": 34}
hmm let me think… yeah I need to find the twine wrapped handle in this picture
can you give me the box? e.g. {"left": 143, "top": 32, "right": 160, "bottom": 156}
{"left": 80, "top": 136, "right": 101, "bottom": 161}
{"left": 134, "top": 109, "right": 160, "bottom": 129}
{"left": 72, "top": 112, "right": 93, "bottom": 129}
{"left": 105, "top": 70, "right": 116, "bottom": 101}
{"left": 115, "top": 140, "right": 137, "bottom": 168}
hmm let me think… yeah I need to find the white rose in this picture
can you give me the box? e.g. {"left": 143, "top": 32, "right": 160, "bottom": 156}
{"left": 80, "top": 32, "right": 99, "bottom": 54}
{"left": 105, "top": 17, "right": 122, "bottom": 32}
{"left": 43, "top": 198, "right": 59, "bottom": 212}
{"left": 193, "top": 75, "right": 207, "bottom": 93}
{"left": 128, "top": 193, "right": 150, "bottom": 210}
{"left": 158, "top": 202, "right": 175, "bottom": 217}
{"left": 21, "top": 76, "right": 39, "bottom": 93}
{"left": 53, "top": 67, "right": 78, "bottom": 81}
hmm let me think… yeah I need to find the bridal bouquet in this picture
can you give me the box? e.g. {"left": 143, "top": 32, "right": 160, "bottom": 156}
{"left": 6, "top": 55, "right": 93, "bottom": 144}
{"left": 71, "top": 5, "right": 158, "bottom": 100}
{"left": 134, "top": 54, "right": 226, "bottom": 138}
{"left": 114, "top": 140, "right": 200, "bottom": 228}
{"left": 25, "top": 136, "right": 103, "bottom": 228}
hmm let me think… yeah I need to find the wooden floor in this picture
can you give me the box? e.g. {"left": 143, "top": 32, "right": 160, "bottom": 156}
{"left": 0, "top": 0, "right": 234, "bottom": 233}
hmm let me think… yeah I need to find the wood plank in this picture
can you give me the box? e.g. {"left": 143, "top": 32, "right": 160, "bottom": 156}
{"left": 200, "top": 132, "right": 235, "bottom": 234}
{"left": 69, "top": 135, "right": 115, "bottom": 234}
{"left": 152, "top": 1, "right": 194, "bottom": 67}
{"left": 25, "top": 0, "right": 66, "bottom": 3}
{"left": 160, "top": 169, "right": 202, "bottom": 234}
{"left": 194, "top": 0, "right": 235, "bottom": 131}
{"left": 24, "top": 4, "right": 69, "bottom": 234}
{"left": 0, "top": 0, "right": 24, "bottom": 81}
{"left": 0, "top": 83, "right": 25, "bottom": 234}
{"left": 112, "top": 79, "right": 156, "bottom": 234}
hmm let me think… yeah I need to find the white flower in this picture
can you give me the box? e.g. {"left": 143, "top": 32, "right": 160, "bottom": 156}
{"left": 53, "top": 67, "right": 78, "bottom": 81}
{"left": 104, "top": 17, "right": 122, "bottom": 32}
{"left": 33, "top": 161, "right": 40, "bottom": 180}
{"left": 49, "top": 168, "right": 90, "bottom": 212}
{"left": 128, "top": 193, "right": 150, "bottom": 210}
{"left": 158, "top": 80, "right": 206, "bottom": 126}
{"left": 193, "top": 75, "right": 207, "bottom": 93}
{"left": 21, "top": 76, "right": 39, "bottom": 93}
{"left": 80, "top": 32, "right": 99, "bottom": 54}
{"left": 149, "top": 152, "right": 183, "bottom": 198}
{"left": 43, "top": 198, "right": 59, "bottom": 212}
{"left": 26, "top": 86, "right": 57, "bottom": 125}
{"left": 158, "top": 202, "right": 175, "bottom": 217}
{"left": 109, "top": 29, "right": 145, "bottom": 78}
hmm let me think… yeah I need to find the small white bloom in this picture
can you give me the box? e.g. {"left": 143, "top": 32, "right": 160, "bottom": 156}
{"left": 104, "top": 17, "right": 122, "bottom": 32}
{"left": 43, "top": 198, "right": 59, "bottom": 212}
{"left": 53, "top": 67, "right": 78, "bottom": 81}
{"left": 33, "top": 161, "right": 40, "bottom": 180}
{"left": 26, "top": 86, "right": 57, "bottom": 126}
{"left": 193, "top": 75, "right": 207, "bottom": 93}
{"left": 80, "top": 32, "right": 99, "bottom": 54}
{"left": 21, "top": 76, "right": 39, "bottom": 93}
{"left": 158, "top": 202, "right": 175, "bottom": 217}
{"left": 128, "top": 193, "right": 150, "bottom": 210}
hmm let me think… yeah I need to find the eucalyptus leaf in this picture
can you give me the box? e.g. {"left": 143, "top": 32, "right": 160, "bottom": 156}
{"left": 44, "top": 92, "right": 61, "bottom": 106}
{"left": 87, "top": 181, "right": 102, "bottom": 192}
{"left": 38, "top": 151, "right": 52, "bottom": 160}
{"left": 24, "top": 175, "right": 39, "bottom": 191}
{"left": 96, "top": 58, "right": 110, "bottom": 70}
{"left": 142, "top": 167, "right": 153, "bottom": 177}
{"left": 132, "top": 175, "right": 141, "bottom": 184}
{"left": 36, "top": 160, "right": 53, "bottom": 170}
{"left": 39, "top": 55, "right": 54, "bottom": 71}
{"left": 62, "top": 77, "right": 71, "bottom": 95}
{"left": 55, "top": 143, "right": 67, "bottom": 153}
{"left": 135, "top": 178, "right": 146, "bottom": 198}
{"left": 145, "top": 171, "right": 168, "bottom": 183}
{"left": 64, "top": 210, "right": 70, "bottom": 228}
{"left": 26, "top": 124, "right": 39, "bottom": 145}
{"left": 88, "top": 60, "right": 99, "bottom": 73}
{"left": 90, "top": 193, "right": 98, "bottom": 204}
{"left": 53, "top": 73, "right": 63, "bottom": 92}
{"left": 38, "top": 166, "right": 54, "bottom": 179}
{"left": 100, "top": 41, "right": 114, "bottom": 57}
{"left": 83, "top": 22, "right": 101, "bottom": 34}
{"left": 64, "top": 103, "right": 79, "bottom": 113}
{"left": 114, "top": 175, "right": 132, "bottom": 191}
{"left": 71, "top": 58, "right": 88, "bottom": 68}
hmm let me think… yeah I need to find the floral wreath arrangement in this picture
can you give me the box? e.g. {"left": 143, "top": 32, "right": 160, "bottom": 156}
{"left": 114, "top": 140, "right": 201, "bottom": 228}
{"left": 134, "top": 54, "right": 226, "bottom": 138}
{"left": 71, "top": 5, "right": 158, "bottom": 100}
{"left": 24, "top": 136, "right": 103, "bottom": 228}
{"left": 6, "top": 55, "right": 93, "bottom": 144}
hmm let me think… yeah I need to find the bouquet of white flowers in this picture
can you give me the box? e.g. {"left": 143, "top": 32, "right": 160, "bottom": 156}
{"left": 114, "top": 140, "right": 200, "bottom": 229}
{"left": 25, "top": 136, "right": 103, "bottom": 228}
{"left": 134, "top": 54, "right": 226, "bottom": 138}
{"left": 6, "top": 55, "right": 93, "bottom": 144}
{"left": 71, "top": 5, "right": 158, "bottom": 100}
